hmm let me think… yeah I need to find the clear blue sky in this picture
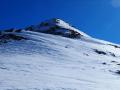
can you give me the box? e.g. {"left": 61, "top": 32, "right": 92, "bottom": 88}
{"left": 0, "top": 0, "right": 120, "bottom": 43}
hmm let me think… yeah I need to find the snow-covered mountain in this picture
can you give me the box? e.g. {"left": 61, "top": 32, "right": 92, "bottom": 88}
{"left": 0, "top": 19, "right": 120, "bottom": 90}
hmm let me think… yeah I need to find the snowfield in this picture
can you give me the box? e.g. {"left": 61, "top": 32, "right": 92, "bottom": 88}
{"left": 0, "top": 19, "right": 120, "bottom": 90}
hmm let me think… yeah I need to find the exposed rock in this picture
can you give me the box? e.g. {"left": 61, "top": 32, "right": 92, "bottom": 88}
{"left": 94, "top": 49, "right": 107, "bottom": 55}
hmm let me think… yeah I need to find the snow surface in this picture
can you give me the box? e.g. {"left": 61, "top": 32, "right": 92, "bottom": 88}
{"left": 1, "top": 19, "right": 120, "bottom": 90}
{"left": 26, "top": 18, "right": 90, "bottom": 38}
{"left": 45, "top": 19, "right": 90, "bottom": 37}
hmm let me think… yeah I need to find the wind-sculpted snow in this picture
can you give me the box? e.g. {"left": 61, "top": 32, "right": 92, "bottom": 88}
{"left": 1, "top": 19, "right": 120, "bottom": 90}
{"left": 0, "top": 31, "right": 120, "bottom": 90}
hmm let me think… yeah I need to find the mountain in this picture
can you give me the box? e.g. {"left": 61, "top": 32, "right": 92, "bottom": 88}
{"left": 0, "top": 18, "right": 120, "bottom": 90}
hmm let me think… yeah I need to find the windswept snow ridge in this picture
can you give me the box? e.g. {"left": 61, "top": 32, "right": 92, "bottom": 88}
{"left": 0, "top": 19, "right": 120, "bottom": 90}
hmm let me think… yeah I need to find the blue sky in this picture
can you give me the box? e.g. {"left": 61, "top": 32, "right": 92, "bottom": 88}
{"left": 0, "top": 0, "right": 120, "bottom": 43}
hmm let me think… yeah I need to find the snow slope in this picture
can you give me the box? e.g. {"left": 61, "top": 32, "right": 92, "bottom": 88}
{"left": 25, "top": 18, "right": 90, "bottom": 38}
{"left": 0, "top": 19, "right": 120, "bottom": 90}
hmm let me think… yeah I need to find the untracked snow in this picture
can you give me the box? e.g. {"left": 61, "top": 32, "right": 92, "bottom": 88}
{"left": 0, "top": 19, "right": 120, "bottom": 90}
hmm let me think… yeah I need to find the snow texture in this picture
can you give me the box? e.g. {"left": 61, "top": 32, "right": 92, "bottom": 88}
{"left": 0, "top": 19, "right": 120, "bottom": 90}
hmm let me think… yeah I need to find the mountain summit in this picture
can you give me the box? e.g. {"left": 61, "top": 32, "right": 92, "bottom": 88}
{"left": 0, "top": 19, "right": 120, "bottom": 90}
{"left": 25, "top": 18, "right": 90, "bottom": 38}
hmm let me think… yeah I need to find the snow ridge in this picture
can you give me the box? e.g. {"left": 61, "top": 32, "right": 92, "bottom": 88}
{"left": 0, "top": 19, "right": 120, "bottom": 90}
{"left": 25, "top": 18, "right": 90, "bottom": 38}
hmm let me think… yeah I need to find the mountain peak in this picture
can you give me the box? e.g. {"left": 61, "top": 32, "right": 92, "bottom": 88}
{"left": 1, "top": 18, "right": 120, "bottom": 90}
{"left": 47, "top": 18, "right": 62, "bottom": 23}
{"left": 25, "top": 18, "right": 90, "bottom": 38}
{"left": 0, "top": 18, "right": 90, "bottom": 39}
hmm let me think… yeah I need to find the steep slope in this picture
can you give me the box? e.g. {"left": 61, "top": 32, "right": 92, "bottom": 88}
{"left": 25, "top": 18, "right": 90, "bottom": 38}
{"left": 0, "top": 19, "right": 120, "bottom": 90}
